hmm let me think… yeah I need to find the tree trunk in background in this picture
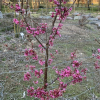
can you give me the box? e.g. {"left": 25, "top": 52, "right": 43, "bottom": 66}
{"left": 99, "top": 0, "right": 100, "bottom": 10}
{"left": 29, "top": 0, "right": 32, "bottom": 8}
{"left": 87, "top": 0, "right": 90, "bottom": 10}
{"left": 21, "top": 0, "right": 23, "bottom": 9}
{"left": 0, "top": 0, "right": 2, "bottom": 11}
{"left": 77, "top": 0, "right": 80, "bottom": 7}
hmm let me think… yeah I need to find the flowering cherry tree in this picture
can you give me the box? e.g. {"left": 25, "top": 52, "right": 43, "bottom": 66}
{"left": 3, "top": 0, "right": 89, "bottom": 99}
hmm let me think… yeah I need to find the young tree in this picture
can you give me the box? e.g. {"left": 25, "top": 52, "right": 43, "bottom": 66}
{"left": 3, "top": 0, "right": 90, "bottom": 99}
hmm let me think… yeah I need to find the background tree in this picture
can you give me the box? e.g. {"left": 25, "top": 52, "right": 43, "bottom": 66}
{"left": 0, "top": 0, "right": 2, "bottom": 11}
{"left": 77, "top": 0, "right": 80, "bottom": 7}
{"left": 99, "top": 0, "right": 100, "bottom": 10}
{"left": 87, "top": 0, "right": 90, "bottom": 10}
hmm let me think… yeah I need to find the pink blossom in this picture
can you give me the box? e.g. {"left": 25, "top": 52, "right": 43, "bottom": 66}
{"left": 10, "top": 5, "right": 14, "bottom": 9}
{"left": 28, "top": 87, "right": 49, "bottom": 99}
{"left": 28, "top": 49, "right": 36, "bottom": 56}
{"left": 38, "top": 44, "right": 42, "bottom": 47}
{"left": 26, "top": 26, "right": 33, "bottom": 34}
{"left": 59, "top": 82, "right": 67, "bottom": 90}
{"left": 24, "top": 72, "right": 31, "bottom": 81}
{"left": 31, "top": 27, "right": 35, "bottom": 31}
{"left": 98, "top": 49, "right": 100, "bottom": 53}
{"left": 39, "top": 59, "right": 45, "bottom": 66}
{"left": 51, "top": 12, "right": 55, "bottom": 18}
{"left": 33, "top": 80, "right": 38, "bottom": 84}
{"left": 55, "top": 50, "right": 58, "bottom": 54}
{"left": 92, "top": 54, "right": 95, "bottom": 56}
{"left": 58, "top": 23, "right": 63, "bottom": 29}
{"left": 27, "top": 87, "right": 34, "bottom": 97}
{"left": 24, "top": 49, "right": 28, "bottom": 56}
{"left": 13, "top": 18, "right": 19, "bottom": 24}
{"left": 72, "top": 73, "right": 82, "bottom": 84}
{"left": 49, "top": 39, "right": 54, "bottom": 46}
{"left": 95, "top": 61, "right": 100, "bottom": 69}
{"left": 72, "top": 69, "right": 84, "bottom": 84}
{"left": 15, "top": 4, "right": 21, "bottom": 12}
{"left": 69, "top": 7, "right": 72, "bottom": 11}
{"left": 38, "top": 44, "right": 44, "bottom": 53}
{"left": 34, "top": 69, "right": 43, "bottom": 78}
{"left": 26, "top": 65, "right": 28, "bottom": 67}
{"left": 50, "top": 53, "right": 54, "bottom": 58}
{"left": 96, "top": 55, "right": 100, "bottom": 59}
{"left": 29, "top": 65, "right": 35, "bottom": 72}
{"left": 33, "top": 55, "right": 38, "bottom": 60}
{"left": 22, "top": 9, "right": 25, "bottom": 14}
{"left": 72, "top": 60, "right": 82, "bottom": 68}
{"left": 70, "top": 52, "right": 76, "bottom": 59}
{"left": 62, "top": 0, "right": 67, "bottom": 4}
{"left": 48, "top": 59, "right": 53, "bottom": 65}
{"left": 49, "top": 89, "right": 63, "bottom": 98}
{"left": 20, "top": 20, "right": 26, "bottom": 27}
{"left": 56, "top": 66, "right": 72, "bottom": 78}
{"left": 81, "top": 68, "right": 87, "bottom": 75}
{"left": 53, "top": 0, "right": 60, "bottom": 5}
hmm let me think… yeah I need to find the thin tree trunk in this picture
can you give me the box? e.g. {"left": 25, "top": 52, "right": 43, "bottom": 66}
{"left": 0, "top": 0, "right": 2, "bottom": 11}
{"left": 77, "top": 0, "right": 80, "bottom": 7}
{"left": 99, "top": 0, "right": 100, "bottom": 10}
{"left": 21, "top": 0, "right": 23, "bottom": 9}
{"left": 44, "top": 43, "right": 49, "bottom": 90}
{"left": 87, "top": 0, "right": 90, "bottom": 10}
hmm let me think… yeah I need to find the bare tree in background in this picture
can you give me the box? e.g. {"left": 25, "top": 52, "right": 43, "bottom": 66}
{"left": 0, "top": 0, "right": 2, "bottom": 11}
{"left": 29, "top": 0, "right": 32, "bottom": 8}
{"left": 99, "top": 0, "right": 100, "bottom": 10}
{"left": 87, "top": 0, "right": 90, "bottom": 10}
{"left": 77, "top": 0, "right": 80, "bottom": 7}
{"left": 21, "top": 0, "right": 23, "bottom": 9}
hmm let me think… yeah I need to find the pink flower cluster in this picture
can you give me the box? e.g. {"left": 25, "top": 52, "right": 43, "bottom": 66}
{"left": 48, "top": 59, "right": 53, "bottom": 65}
{"left": 13, "top": 19, "right": 26, "bottom": 27}
{"left": 72, "top": 60, "right": 82, "bottom": 68}
{"left": 25, "top": 23, "right": 47, "bottom": 36}
{"left": 81, "top": 68, "right": 87, "bottom": 75}
{"left": 70, "top": 51, "right": 76, "bottom": 59}
{"left": 93, "top": 48, "right": 100, "bottom": 69}
{"left": 39, "top": 59, "right": 45, "bottom": 66}
{"left": 13, "top": 18, "right": 19, "bottom": 24}
{"left": 52, "top": 27, "right": 61, "bottom": 37}
{"left": 38, "top": 44, "right": 45, "bottom": 53}
{"left": 29, "top": 65, "right": 35, "bottom": 72}
{"left": 59, "top": 81, "right": 67, "bottom": 91}
{"left": 49, "top": 89, "right": 63, "bottom": 98}
{"left": 55, "top": 66, "right": 72, "bottom": 78}
{"left": 15, "top": 4, "right": 21, "bottom": 12}
{"left": 49, "top": 0, "right": 67, "bottom": 5}
{"left": 95, "top": 61, "right": 100, "bottom": 69}
{"left": 19, "top": 19, "right": 26, "bottom": 27}
{"left": 24, "top": 49, "right": 38, "bottom": 60}
{"left": 48, "top": 25, "right": 63, "bottom": 47}
{"left": 34, "top": 69, "right": 43, "bottom": 78}
{"left": 10, "top": 5, "right": 14, "bottom": 9}
{"left": 72, "top": 69, "right": 83, "bottom": 84}
{"left": 24, "top": 72, "right": 31, "bottom": 81}
{"left": 49, "top": 0, "right": 72, "bottom": 20}
{"left": 56, "top": 65, "right": 87, "bottom": 84}
{"left": 27, "top": 87, "right": 49, "bottom": 99}
{"left": 27, "top": 87, "right": 63, "bottom": 99}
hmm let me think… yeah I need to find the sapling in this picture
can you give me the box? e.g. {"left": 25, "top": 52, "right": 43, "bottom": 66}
{"left": 3, "top": 0, "right": 89, "bottom": 99}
